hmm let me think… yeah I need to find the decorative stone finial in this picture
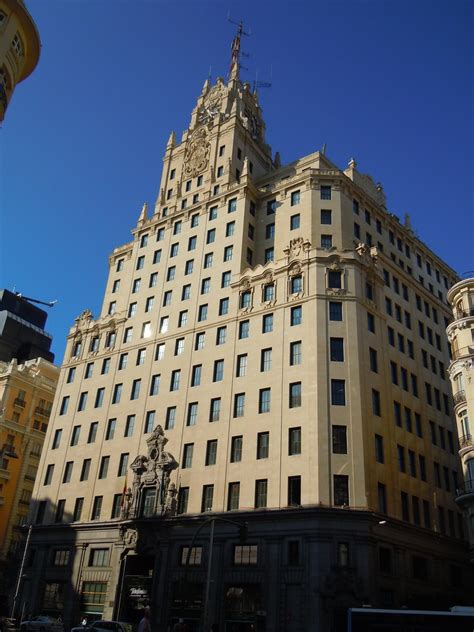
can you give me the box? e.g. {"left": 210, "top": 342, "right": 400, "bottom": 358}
{"left": 348, "top": 157, "right": 357, "bottom": 169}
{"left": 166, "top": 131, "right": 176, "bottom": 149}
{"left": 404, "top": 213, "right": 412, "bottom": 230}
{"left": 274, "top": 151, "right": 281, "bottom": 169}
{"left": 137, "top": 202, "right": 148, "bottom": 226}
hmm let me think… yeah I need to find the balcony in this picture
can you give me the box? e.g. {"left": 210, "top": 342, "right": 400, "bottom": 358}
{"left": 453, "top": 390, "right": 466, "bottom": 406}
{"left": 13, "top": 398, "right": 26, "bottom": 408}
{"left": 456, "top": 308, "right": 474, "bottom": 319}
{"left": 456, "top": 479, "right": 474, "bottom": 505}
{"left": 451, "top": 346, "right": 474, "bottom": 361}
{"left": 35, "top": 406, "right": 51, "bottom": 418}
{"left": 459, "top": 434, "right": 474, "bottom": 449}
{"left": 2, "top": 444, "right": 18, "bottom": 458}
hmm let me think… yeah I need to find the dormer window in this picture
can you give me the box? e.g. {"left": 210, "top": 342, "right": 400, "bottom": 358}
{"left": 12, "top": 33, "right": 23, "bottom": 57}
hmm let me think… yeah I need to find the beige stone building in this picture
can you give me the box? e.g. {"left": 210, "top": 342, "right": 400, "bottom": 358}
{"left": 447, "top": 276, "right": 474, "bottom": 558}
{"left": 0, "top": 0, "right": 40, "bottom": 122}
{"left": 26, "top": 34, "right": 473, "bottom": 632}
{"left": 0, "top": 358, "right": 58, "bottom": 609}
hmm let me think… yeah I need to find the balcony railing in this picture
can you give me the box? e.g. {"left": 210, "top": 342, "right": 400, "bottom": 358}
{"left": 451, "top": 346, "right": 474, "bottom": 361}
{"left": 456, "top": 308, "right": 474, "bottom": 319}
{"left": 13, "top": 398, "right": 26, "bottom": 408}
{"left": 459, "top": 434, "right": 474, "bottom": 449}
{"left": 456, "top": 479, "right": 474, "bottom": 498}
{"left": 35, "top": 406, "right": 51, "bottom": 418}
{"left": 453, "top": 390, "right": 466, "bottom": 406}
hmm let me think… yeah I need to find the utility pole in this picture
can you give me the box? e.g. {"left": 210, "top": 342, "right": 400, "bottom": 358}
{"left": 11, "top": 524, "right": 32, "bottom": 620}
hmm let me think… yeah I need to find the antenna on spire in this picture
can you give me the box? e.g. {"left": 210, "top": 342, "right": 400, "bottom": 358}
{"left": 227, "top": 13, "right": 251, "bottom": 79}
{"left": 253, "top": 67, "right": 272, "bottom": 94}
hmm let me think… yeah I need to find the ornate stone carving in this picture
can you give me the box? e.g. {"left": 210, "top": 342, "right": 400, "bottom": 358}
{"left": 122, "top": 425, "right": 178, "bottom": 520}
{"left": 284, "top": 237, "right": 309, "bottom": 261}
{"left": 240, "top": 277, "right": 251, "bottom": 290}
{"left": 119, "top": 525, "right": 138, "bottom": 549}
{"left": 184, "top": 128, "right": 210, "bottom": 177}
{"left": 73, "top": 310, "right": 93, "bottom": 332}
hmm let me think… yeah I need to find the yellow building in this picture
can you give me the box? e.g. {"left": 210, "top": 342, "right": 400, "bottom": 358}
{"left": 26, "top": 31, "right": 473, "bottom": 631}
{"left": 0, "top": 0, "right": 40, "bottom": 122}
{"left": 447, "top": 276, "right": 474, "bottom": 558}
{"left": 0, "top": 358, "right": 58, "bottom": 609}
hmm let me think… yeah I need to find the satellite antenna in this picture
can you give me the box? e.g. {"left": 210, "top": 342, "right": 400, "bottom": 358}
{"left": 14, "top": 291, "right": 57, "bottom": 308}
{"left": 253, "top": 67, "right": 272, "bottom": 93}
{"left": 227, "top": 13, "right": 251, "bottom": 76}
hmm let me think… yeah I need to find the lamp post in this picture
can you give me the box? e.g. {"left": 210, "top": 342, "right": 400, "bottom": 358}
{"left": 183, "top": 516, "right": 247, "bottom": 631}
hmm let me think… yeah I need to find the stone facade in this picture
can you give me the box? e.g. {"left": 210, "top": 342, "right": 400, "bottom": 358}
{"left": 447, "top": 277, "right": 474, "bottom": 558}
{"left": 0, "top": 1, "right": 40, "bottom": 121}
{"left": 0, "top": 357, "right": 58, "bottom": 610}
{"left": 25, "top": 33, "right": 473, "bottom": 632}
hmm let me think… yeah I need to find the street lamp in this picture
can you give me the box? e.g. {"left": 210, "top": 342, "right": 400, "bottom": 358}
{"left": 182, "top": 516, "right": 248, "bottom": 631}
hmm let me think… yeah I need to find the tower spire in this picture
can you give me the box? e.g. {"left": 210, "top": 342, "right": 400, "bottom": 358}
{"left": 229, "top": 21, "right": 243, "bottom": 80}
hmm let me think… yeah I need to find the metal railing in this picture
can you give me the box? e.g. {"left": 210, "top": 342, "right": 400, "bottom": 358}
{"left": 451, "top": 346, "right": 474, "bottom": 361}
{"left": 456, "top": 308, "right": 474, "bottom": 319}
{"left": 13, "top": 398, "right": 26, "bottom": 408}
{"left": 453, "top": 390, "right": 466, "bottom": 406}
{"left": 459, "top": 434, "right": 474, "bottom": 449}
{"left": 456, "top": 479, "right": 474, "bottom": 498}
{"left": 35, "top": 406, "right": 51, "bottom": 417}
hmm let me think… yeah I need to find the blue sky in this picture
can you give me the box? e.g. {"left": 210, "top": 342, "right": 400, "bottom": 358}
{"left": 1, "top": 0, "right": 472, "bottom": 363}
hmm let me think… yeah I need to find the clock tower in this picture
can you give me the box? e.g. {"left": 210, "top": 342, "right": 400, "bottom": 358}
{"left": 155, "top": 26, "right": 276, "bottom": 216}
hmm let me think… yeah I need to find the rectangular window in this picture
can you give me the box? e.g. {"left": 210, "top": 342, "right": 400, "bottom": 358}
{"left": 201, "top": 485, "right": 214, "bottom": 512}
{"left": 91, "top": 496, "right": 103, "bottom": 520}
{"left": 77, "top": 391, "right": 88, "bottom": 412}
{"left": 144, "top": 410, "right": 155, "bottom": 434}
{"left": 209, "top": 398, "right": 221, "bottom": 422}
{"left": 213, "top": 359, "right": 224, "bottom": 382}
{"left": 239, "top": 320, "right": 249, "bottom": 339}
{"left": 130, "top": 379, "right": 141, "bottom": 400}
{"left": 80, "top": 459, "right": 91, "bottom": 482}
{"left": 124, "top": 415, "right": 135, "bottom": 437}
{"left": 320, "top": 185, "right": 331, "bottom": 200}
{"left": 289, "top": 382, "right": 302, "bottom": 408}
{"left": 73, "top": 497, "right": 84, "bottom": 522}
{"left": 289, "top": 427, "right": 301, "bottom": 455}
{"left": 321, "top": 234, "right": 333, "bottom": 249}
{"left": 291, "top": 305, "right": 302, "bottom": 325}
{"left": 334, "top": 475, "right": 349, "bottom": 505}
{"left": 198, "top": 304, "right": 208, "bottom": 321}
{"left": 226, "top": 221, "right": 235, "bottom": 236}
{"left": 70, "top": 425, "right": 81, "bottom": 447}
{"left": 205, "top": 440, "right": 217, "bottom": 466}
{"left": 207, "top": 228, "right": 216, "bottom": 244}
{"left": 332, "top": 426, "right": 347, "bottom": 454}
{"left": 195, "top": 332, "right": 205, "bottom": 350}
{"left": 170, "top": 370, "right": 181, "bottom": 391}
{"left": 233, "top": 393, "right": 245, "bottom": 418}
{"left": 187, "top": 403, "right": 198, "bottom": 427}
{"left": 251, "top": 432, "right": 270, "bottom": 464}
{"left": 288, "top": 476, "right": 301, "bottom": 506}
{"left": 331, "top": 379, "right": 345, "bottom": 405}
{"left": 327, "top": 270, "right": 342, "bottom": 289}
{"left": 228, "top": 198, "right": 237, "bottom": 213}
{"left": 94, "top": 388, "right": 105, "bottom": 408}
{"left": 375, "top": 434, "right": 384, "bottom": 463}
{"left": 183, "top": 444, "right": 194, "bottom": 469}
{"left": 44, "top": 464, "right": 54, "bottom": 485}
{"left": 216, "top": 326, "right": 227, "bottom": 345}
{"left": 255, "top": 479, "right": 268, "bottom": 509}
{"left": 230, "top": 436, "right": 243, "bottom": 463}
{"left": 185, "top": 260, "right": 193, "bottom": 275}
{"left": 118, "top": 453, "right": 129, "bottom": 477}
{"left": 219, "top": 297, "right": 229, "bottom": 315}
{"left": 87, "top": 422, "right": 98, "bottom": 444}
{"left": 191, "top": 364, "right": 202, "bottom": 387}
{"left": 52, "top": 429, "right": 62, "bottom": 449}
{"left": 259, "top": 388, "right": 271, "bottom": 413}
{"left": 369, "top": 390, "right": 381, "bottom": 417}
{"left": 227, "top": 482, "right": 240, "bottom": 510}
{"left": 290, "top": 214, "right": 300, "bottom": 230}
{"left": 98, "top": 456, "right": 109, "bottom": 480}
{"left": 118, "top": 353, "right": 128, "bottom": 370}
{"left": 330, "top": 337, "right": 344, "bottom": 361}
{"left": 165, "top": 406, "right": 176, "bottom": 430}
{"left": 261, "top": 348, "right": 272, "bottom": 371}
{"left": 175, "top": 337, "right": 185, "bottom": 355}
{"left": 178, "top": 310, "right": 188, "bottom": 327}
{"left": 149, "top": 374, "right": 160, "bottom": 396}
{"left": 262, "top": 313, "right": 273, "bottom": 333}
{"left": 177, "top": 488, "right": 189, "bottom": 515}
